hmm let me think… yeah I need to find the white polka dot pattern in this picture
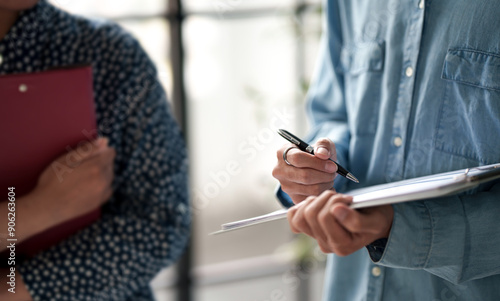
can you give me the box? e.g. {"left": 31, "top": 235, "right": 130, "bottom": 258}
{"left": 0, "top": 1, "right": 190, "bottom": 300}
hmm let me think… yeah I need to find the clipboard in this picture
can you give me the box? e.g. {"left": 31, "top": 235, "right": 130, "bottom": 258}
{"left": 0, "top": 66, "right": 101, "bottom": 257}
{"left": 211, "top": 163, "right": 500, "bottom": 235}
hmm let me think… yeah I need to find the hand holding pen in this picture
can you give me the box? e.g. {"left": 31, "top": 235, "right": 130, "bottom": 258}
{"left": 278, "top": 129, "right": 358, "bottom": 183}
{"left": 272, "top": 129, "right": 358, "bottom": 204}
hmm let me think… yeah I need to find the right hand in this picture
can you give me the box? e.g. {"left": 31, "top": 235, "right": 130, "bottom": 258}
{"left": 272, "top": 138, "right": 338, "bottom": 204}
{"left": 29, "top": 137, "right": 116, "bottom": 225}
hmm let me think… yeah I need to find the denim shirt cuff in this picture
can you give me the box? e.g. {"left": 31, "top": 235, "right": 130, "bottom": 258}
{"left": 275, "top": 186, "right": 294, "bottom": 208}
{"left": 375, "top": 201, "right": 432, "bottom": 268}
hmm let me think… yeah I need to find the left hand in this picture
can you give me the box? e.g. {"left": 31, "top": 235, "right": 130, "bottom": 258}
{"left": 287, "top": 190, "right": 394, "bottom": 256}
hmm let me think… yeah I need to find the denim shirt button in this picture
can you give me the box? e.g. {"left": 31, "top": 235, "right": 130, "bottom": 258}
{"left": 405, "top": 66, "right": 414, "bottom": 77}
{"left": 393, "top": 136, "right": 403, "bottom": 147}
{"left": 371, "top": 266, "right": 382, "bottom": 277}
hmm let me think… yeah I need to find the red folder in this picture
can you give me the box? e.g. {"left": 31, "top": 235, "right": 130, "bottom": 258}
{"left": 0, "top": 66, "right": 101, "bottom": 258}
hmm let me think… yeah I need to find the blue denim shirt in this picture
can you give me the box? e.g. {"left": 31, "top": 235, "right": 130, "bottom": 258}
{"left": 278, "top": 0, "right": 500, "bottom": 300}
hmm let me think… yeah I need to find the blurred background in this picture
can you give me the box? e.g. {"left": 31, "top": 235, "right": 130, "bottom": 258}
{"left": 49, "top": 0, "right": 325, "bottom": 300}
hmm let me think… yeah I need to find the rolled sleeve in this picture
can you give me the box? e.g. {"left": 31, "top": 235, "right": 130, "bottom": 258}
{"left": 376, "top": 183, "right": 500, "bottom": 284}
{"left": 375, "top": 201, "right": 434, "bottom": 269}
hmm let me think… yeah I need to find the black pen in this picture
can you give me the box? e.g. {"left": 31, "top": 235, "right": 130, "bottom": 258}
{"left": 277, "top": 129, "right": 359, "bottom": 183}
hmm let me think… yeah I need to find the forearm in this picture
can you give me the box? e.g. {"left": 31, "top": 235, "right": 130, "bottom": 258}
{"left": 1, "top": 193, "right": 59, "bottom": 252}
{"left": 0, "top": 268, "right": 32, "bottom": 301}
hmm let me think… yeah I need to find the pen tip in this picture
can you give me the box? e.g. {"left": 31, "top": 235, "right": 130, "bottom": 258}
{"left": 347, "top": 173, "right": 359, "bottom": 183}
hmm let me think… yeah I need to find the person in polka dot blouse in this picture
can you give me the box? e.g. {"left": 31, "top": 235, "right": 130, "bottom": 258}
{"left": 0, "top": 0, "right": 190, "bottom": 300}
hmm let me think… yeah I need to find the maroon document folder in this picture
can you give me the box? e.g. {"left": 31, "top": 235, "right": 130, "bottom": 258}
{"left": 0, "top": 66, "right": 101, "bottom": 258}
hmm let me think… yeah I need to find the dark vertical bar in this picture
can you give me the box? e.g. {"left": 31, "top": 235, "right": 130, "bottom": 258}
{"left": 169, "top": 0, "right": 187, "bottom": 130}
{"left": 168, "top": 1, "right": 192, "bottom": 301}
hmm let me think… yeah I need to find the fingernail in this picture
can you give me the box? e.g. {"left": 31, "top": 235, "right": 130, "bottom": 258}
{"left": 333, "top": 207, "right": 349, "bottom": 222}
{"left": 316, "top": 147, "right": 330, "bottom": 157}
{"left": 325, "top": 162, "right": 337, "bottom": 173}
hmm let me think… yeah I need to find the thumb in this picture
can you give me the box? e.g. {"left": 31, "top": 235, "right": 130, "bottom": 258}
{"left": 68, "top": 137, "right": 109, "bottom": 163}
{"left": 313, "top": 138, "right": 337, "bottom": 160}
{"left": 333, "top": 205, "right": 388, "bottom": 235}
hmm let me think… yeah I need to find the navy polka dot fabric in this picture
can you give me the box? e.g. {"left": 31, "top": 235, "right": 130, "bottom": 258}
{"left": 0, "top": 1, "right": 190, "bottom": 300}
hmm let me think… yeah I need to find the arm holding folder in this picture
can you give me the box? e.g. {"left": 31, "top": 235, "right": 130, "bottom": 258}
{"left": 274, "top": 127, "right": 500, "bottom": 285}
{"left": 0, "top": 1, "right": 190, "bottom": 300}
{"left": 0, "top": 138, "right": 115, "bottom": 252}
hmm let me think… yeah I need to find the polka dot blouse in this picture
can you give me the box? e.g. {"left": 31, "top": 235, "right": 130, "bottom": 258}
{"left": 0, "top": 1, "right": 191, "bottom": 300}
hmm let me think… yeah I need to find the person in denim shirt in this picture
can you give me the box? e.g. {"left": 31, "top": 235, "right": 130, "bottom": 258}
{"left": 273, "top": 0, "right": 500, "bottom": 300}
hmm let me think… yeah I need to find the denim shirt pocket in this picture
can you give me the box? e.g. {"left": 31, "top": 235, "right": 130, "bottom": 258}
{"left": 436, "top": 49, "right": 500, "bottom": 164}
{"left": 340, "top": 41, "right": 385, "bottom": 136}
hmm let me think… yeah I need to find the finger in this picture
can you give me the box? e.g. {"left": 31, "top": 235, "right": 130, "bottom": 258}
{"left": 278, "top": 146, "right": 337, "bottom": 173}
{"left": 287, "top": 198, "right": 312, "bottom": 233}
{"left": 287, "top": 196, "right": 316, "bottom": 236}
{"left": 316, "top": 205, "right": 338, "bottom": 254}
{"left": 328, "top": 204, "right": 380, "bottom": 255}
{"left": 303, "top": 191, "right": 337, "bottom": 243}
{"left": 272, "top": 165, "right": 336, "bottom": 189}
{"left": 280, "top": 179, "right": 334, "bottom": 199}
{"left": 77, "top": 147, "right": 115, "bottom": 181}
{"left": 317, "top": 240, "right": 333, "bottom": 254}
{"left": 332, "top": 204, "right": 380, "bottom": 234}
{"left": 77, "top": 137, "right": 109, "bottom": 159}
{"left": 319, "top": 195, "right": 353, "bottom": 248}
{"left": 281, "top": 166, "right": 336, "bottom": 186}
{"left": 82, "top": 142, "right": 115, "bottom": 165}
{"left": 59, "top": 137, "right": 109, "bottom": 168}
{"left": 289, "top": 194, "right": 307, "bottom": 204}
{"left": 313, "top": 138, "right": 337, "bottom": 161}
{"left": 327, "top": 193, "right": 353, "bottom": 205}
{"left": 287, "top": 206, "right": 300, "bottom": 233}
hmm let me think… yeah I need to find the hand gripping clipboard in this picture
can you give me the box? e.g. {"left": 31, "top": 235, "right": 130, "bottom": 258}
{"left": 211, "top": 163, "right": 500, "bottom": 235}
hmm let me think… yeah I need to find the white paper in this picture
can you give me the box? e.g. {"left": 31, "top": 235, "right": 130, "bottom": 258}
{"left": 211, "top": 163, "right": 500, "bottom": 235}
